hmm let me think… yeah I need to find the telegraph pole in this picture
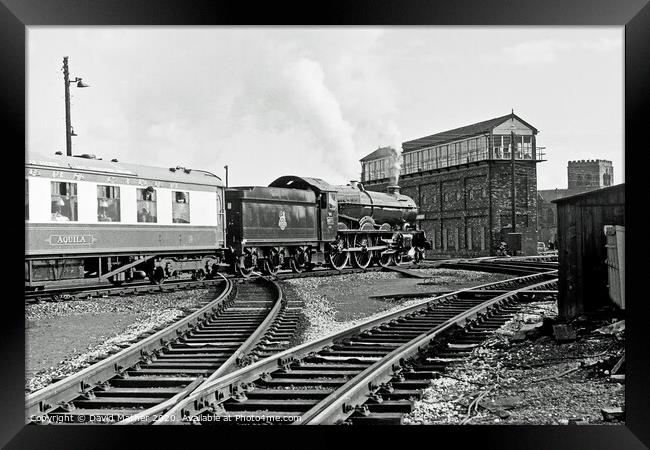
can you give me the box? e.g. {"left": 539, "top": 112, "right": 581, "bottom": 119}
{"left": 511, "top": 128, "right": 516, "bottom": 233}
{"left": 63, "top": 57, "right": 73, "bottom": 156}
{"left": 62, "top": 57, "right": 89, "bottom": 156}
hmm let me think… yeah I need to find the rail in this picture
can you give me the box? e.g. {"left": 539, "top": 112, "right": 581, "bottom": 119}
{"left": 26, "top": 276, "right": 287, "bottom": 424}
{"left": 300, "top": 278, "right": 556, "bottom": 424}
{"left": 155, "top": 269, "right": 556, "bottom": 424}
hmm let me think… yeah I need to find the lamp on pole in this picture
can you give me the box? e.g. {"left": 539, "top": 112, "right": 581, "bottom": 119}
{"left": 63, "top": 56, "right": 90, "bottom": 156}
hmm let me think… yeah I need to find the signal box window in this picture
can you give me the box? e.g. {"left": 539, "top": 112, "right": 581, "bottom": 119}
{"left": 172, "top": 191, "right": 190, "bottom": 223}
{"left": 51, "top": 181, "right": 78, "bottom": 221}
{"left": 137, "top": 187, "right": 157, "bottom": 223}
{"left": 97, "top": 185, "right": 121, "bottom": 222}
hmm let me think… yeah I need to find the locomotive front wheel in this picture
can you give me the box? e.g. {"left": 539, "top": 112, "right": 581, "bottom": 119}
{"left": 412, "top": 247, "right": 426, "bottom": 265}
{"left": 377, "top": 253, "right": 396, "bottom": 268}
{"left": 352, "top": 234, "right": 372, "bottom": 269}
{"left": 148, "top": 266, "right": 166, "bottom": 285}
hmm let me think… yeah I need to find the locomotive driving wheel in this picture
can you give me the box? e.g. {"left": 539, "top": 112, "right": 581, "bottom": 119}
{"left": 352, "top": 233, "right": 373, "bottom": 269}
{"left": 327, "top": 237, "right": 349, "bottom": 271}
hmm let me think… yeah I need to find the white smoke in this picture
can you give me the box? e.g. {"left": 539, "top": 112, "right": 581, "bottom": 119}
{"left": 383, "top": 123, "right": 403, "bottom": 186}
{"left": 279, "top": 57, "right": 358, "bottom": 178}
{"left": 225, "top": 33, "right": 404, "bottom": 184}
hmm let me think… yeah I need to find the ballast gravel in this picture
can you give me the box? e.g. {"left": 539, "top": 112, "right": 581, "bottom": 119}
{"left": 402, "top": 300, "right": 625, "bottom": 425}
{"left": 26, "top": 288, "right": 215, "bottom": 393}
{"left": 282, "top": 273, "right": 624, "bottom": 425}
{"left": 283, "top": 268, "right": 511, "bottom": 344}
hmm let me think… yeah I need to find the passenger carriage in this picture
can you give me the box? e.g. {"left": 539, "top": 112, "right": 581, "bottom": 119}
{"left": 25, "top": 153, "right": 226, "bottom": 289}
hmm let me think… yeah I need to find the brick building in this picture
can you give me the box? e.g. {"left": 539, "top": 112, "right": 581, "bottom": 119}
{"left": 360, "top": 112, "right": 544, "bottom": 257}
{"left": 538, "top": 159, "right": 614, "bottom": 245}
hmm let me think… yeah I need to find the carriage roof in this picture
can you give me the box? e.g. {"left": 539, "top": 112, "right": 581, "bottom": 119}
{"left": 26, "top": 152, "right": 224, "bottom": 188}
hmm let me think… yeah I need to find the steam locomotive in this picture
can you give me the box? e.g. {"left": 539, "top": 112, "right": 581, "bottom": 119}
{"left": 25, "top": 153, "right": 429, "bottom": 289}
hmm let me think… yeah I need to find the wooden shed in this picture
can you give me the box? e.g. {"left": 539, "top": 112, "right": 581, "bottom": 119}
{"left": 553, "top": 184, "right": 625, "bottom": 319}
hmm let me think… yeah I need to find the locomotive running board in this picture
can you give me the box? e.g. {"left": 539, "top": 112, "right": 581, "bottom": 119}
{"left": 344, "top": 245, "right": 389, "bottom": 252}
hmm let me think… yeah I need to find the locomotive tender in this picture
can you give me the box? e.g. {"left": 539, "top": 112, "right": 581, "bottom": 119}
{"left": 25, "top": 153, "right": 429, "bottom": 289}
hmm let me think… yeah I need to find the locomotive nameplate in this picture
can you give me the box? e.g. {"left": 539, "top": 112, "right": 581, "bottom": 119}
{"left": 46, "top": 234, "right": 98, "bottom": 246}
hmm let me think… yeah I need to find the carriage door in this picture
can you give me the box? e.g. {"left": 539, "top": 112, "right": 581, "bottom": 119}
{"left": 319, "top": 192, "right": 337, "bottom": 241}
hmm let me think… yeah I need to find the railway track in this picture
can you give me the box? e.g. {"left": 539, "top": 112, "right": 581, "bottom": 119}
{"left": 153, "top": 269, "right": 557, "bottom": 425}
{"left": 25, "top": 265, "right": 394, "bottom": 304}
{"left": 24, "top": 278, "right": 222, "bottom": 304}
{"left": 26, "top": 276, "right": 294, "bottom": 425}
{"left": 431, "top": 257, "right": 558, "bottom": 275}
{"left": 25, "top": 254, "right": 557, "bottom": 304}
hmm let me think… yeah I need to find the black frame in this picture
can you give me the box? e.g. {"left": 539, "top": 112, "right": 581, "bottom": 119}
{"left": 4, "top": 0, "right": 647, "bottom": 447}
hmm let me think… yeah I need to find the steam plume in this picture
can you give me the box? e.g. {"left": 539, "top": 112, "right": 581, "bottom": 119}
{"left": 384, "top": 123, "right": 403, "bottom": 186}
{"left": 281, "top": 58, "right": 357, "bottom": 177}
{"left": 387, "top": 147, "right": 402, "bottom": 186}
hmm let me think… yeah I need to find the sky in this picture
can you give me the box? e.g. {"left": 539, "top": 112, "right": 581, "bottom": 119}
{"left": 27, "top": 27, "right": 624, "bottom": 189}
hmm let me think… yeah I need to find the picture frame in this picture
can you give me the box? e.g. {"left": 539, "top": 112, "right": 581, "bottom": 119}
{"left": 2, "top": 0, "right": 646, "bottom": 447}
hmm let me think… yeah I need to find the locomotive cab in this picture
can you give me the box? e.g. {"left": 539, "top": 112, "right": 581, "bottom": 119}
{"left": 318, "top": 191, "right": 338, "bottom": 241}
{"left": 269, "top": 176, "right": 338, "bottom": 242}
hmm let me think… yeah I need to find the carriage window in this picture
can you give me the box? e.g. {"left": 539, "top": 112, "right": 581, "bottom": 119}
{"left": 51, "top": 181, "right": 78, "bottom": 221}
{"left": 25, "top": 179, "right": 29, "bottom": 220}
{"left": 97, "top": 185, "right": 121, "bottom": 222}
{"left": 137, "top": 187, "right": 157, "bottom": 223}
{"left": 172, "top": 191, "right": 190, "bottom": 223}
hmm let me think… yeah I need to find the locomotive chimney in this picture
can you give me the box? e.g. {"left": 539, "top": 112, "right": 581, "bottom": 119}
{"left": 349, "top": 180, "right": 359, "bottom": 189}
{"left": 387, "top": 185, "right": 400, "bottom": 195}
